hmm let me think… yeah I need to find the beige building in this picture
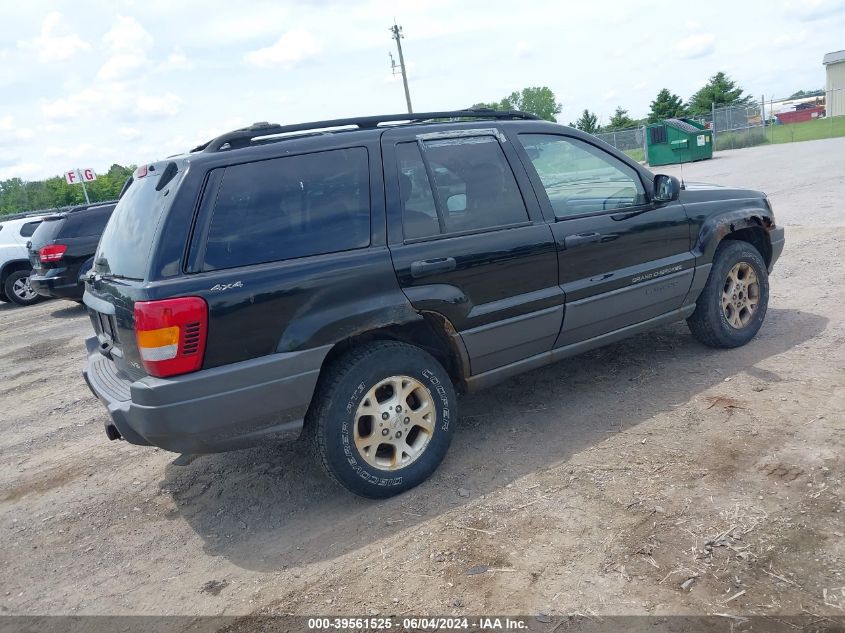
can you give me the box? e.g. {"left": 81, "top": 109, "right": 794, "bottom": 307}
{"left": 824, "top": 50, "right": 845, "bottom": 117}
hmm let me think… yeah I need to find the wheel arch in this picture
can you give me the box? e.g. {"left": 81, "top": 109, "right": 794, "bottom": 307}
{"left": 0, "top": 259, "right": 32, "bottom": 284}
{"left": 695, "top": 210, "right": 775, "bottom": 268}
{"left": 313, "top": 312, "right": 470, "bottom": 398}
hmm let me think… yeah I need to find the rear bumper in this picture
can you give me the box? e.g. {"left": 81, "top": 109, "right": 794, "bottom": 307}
{"left": 30, "top": 271, "right": 83, "bottom": 300}
{"left": 769, "top": 226, "right": 785, "bottom": 272}
{"left": 82, "top": 336, "right": 330, "bottom": 454}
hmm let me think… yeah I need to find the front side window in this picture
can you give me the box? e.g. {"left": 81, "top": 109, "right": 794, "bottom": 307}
{"left": 519, "top": 134, "right": 646, "bottom": 218}
{"left": 203, "top": 147, "right": 370, "bottom": 270}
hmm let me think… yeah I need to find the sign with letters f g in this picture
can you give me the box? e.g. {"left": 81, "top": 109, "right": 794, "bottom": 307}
{"left": 66, "top": 168, "right": 97, "bottom": 184}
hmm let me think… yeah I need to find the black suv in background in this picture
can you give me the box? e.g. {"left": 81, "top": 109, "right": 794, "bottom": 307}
{"left": 28, "top": 201, "right": 116, "bottom": 302}
{"left": 83, "top": 110, "right": 784, "bottom": 498}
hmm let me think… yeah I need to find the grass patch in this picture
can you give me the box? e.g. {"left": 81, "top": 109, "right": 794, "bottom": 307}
{"left": 623, "top": 148, "right": 644, "bottom": 162}
{"left": 715, "top": 116, "right": 845, "bottom": 150}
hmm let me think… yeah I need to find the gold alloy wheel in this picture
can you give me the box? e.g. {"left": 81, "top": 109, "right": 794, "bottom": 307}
{"left": 722, "top": 261, "right": 760, "bottom": 329}
{"left": 353, "top": 375, "right": 436, "bottom": 471}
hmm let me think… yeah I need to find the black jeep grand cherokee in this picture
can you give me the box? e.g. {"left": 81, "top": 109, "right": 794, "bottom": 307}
{"left": 83, "top": 109, "right": 784, "bottom": 498}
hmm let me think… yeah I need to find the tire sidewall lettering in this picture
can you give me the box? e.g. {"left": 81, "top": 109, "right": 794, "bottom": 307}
{"left": 339, "top": 366, "right": 450, "bottom": 488}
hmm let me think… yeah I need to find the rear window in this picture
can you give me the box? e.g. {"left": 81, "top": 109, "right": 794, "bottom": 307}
{"left": 201, "top": 147, "right": 370, "bottom": 271}
{"left": 94, "top": 175, "right": 170, "bottom": 279}
{"left": 29, "top": 217, "right": 65, "bottom": 250}
{"left": 61, "top": 207, "right": 114, "bottom": 238}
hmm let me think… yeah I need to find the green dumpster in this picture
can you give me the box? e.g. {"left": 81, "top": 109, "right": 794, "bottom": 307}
{"left": 646, "top": 118, "right": 713, "bottom": 166}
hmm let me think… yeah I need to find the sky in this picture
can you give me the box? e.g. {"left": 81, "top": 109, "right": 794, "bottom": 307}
{"left": 1, "top": 0, "right": 844, "bottom": 181}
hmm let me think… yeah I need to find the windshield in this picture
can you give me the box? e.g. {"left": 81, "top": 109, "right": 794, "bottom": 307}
{"left": 94, "top": 173, "right": 171, "bottom": 280}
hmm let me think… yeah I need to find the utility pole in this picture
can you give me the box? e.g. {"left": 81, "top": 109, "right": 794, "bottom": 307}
{"left": 390, "top": 22, "right": 413, "bottom": 114}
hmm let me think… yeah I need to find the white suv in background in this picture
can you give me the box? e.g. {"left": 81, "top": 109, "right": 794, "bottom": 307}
{"left": 0, "top": 214, "right": 44, "bottom": 306}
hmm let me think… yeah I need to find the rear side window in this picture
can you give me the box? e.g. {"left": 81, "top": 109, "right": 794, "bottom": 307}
{"left": 20, "top": 221, "right": 41, "bottom": 238}
{"left": 396, "top": 136, "right": 528, "bottom": 241}
{"left": 202, "top": 147, "right": 370, "bottom": 271}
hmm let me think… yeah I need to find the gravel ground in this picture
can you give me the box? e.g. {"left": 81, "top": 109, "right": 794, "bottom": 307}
{"left": 1, "top": 138, "right": 843, "bottom": 623}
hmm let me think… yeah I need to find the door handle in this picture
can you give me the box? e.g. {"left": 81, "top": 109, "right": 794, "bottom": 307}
{"left": 564, "top": 232, "right": 603, "bottom": 248}
{"left": 410, "top": 257, "right": 457, "bottom": 278}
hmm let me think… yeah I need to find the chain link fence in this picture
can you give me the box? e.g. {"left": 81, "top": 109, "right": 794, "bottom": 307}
{"left": 594, "top": 127, "right": 646, "bottom": 162}
{"left": 591, "top": 87, "right": 845, "bottom": 163}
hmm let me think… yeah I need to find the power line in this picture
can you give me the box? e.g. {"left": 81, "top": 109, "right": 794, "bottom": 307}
{"left": 389, "top": 22, "right": 413, "bottom": 114}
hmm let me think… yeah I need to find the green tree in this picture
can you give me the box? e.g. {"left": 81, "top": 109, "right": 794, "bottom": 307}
{"left": 0, "top": 164, "right": 135, "bottom": 216}
{"left": 788, "top": 89, "right": 824, "bottom": 99}
{"left": 688, "top": 72, "right": 751, "bottom": 115}
{"left": 473, "top": 86, "right": 562, "bottom": 122}
{"left": 648, "top": 89, "right": 688, "bottom": 123}
{"left": 605, "top": 106, "right": 636, "bottom": 131}
{"left": 570, "top": 109, "right": 600, "bottom": 134}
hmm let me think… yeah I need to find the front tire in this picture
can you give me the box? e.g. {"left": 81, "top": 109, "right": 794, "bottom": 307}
{"left": 309, "top": 341, "right": 457, "bottom": 498}
{"left": 4, "top": 270, "right": 42, "bottom": 307}
{"left": 687, "top": 240, "right": 769, "bottom": 348}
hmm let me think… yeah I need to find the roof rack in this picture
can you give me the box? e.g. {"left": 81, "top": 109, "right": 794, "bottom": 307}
{"left": 0, "top": 209, "right": 58, "bottom": 222}
{"left": 192, "top": 108, "right": 541, "bottom": 153}
{"left": 42, "top": 200, "right": 119, "bottom": 220}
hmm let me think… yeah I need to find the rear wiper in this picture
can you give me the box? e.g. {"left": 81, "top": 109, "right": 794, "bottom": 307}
{"left": 82, "top": 271, "right": 135, "bottom": 282}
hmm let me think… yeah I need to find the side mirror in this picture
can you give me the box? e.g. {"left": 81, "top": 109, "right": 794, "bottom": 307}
{"left": 653, "top": 174, "right": 681, "bottom": 203}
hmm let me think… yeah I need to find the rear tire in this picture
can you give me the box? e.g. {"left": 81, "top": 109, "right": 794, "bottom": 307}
{"left": 687, "top": 240, "right": 769, "bottom": 348}
{"left": 4, "top": 270, "right": 42, "bottom": 307}
{"left": 309, "top": 341, "right": 457, "bottom": 498}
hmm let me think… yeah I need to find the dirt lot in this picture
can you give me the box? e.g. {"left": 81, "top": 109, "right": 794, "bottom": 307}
{"left": 1, "top": 138, "right": 844, "bottom": 623}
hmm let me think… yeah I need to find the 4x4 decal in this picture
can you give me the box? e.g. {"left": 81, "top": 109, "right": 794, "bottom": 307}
{"left": 209, "top": 281, "right": 244, "bottom": 292}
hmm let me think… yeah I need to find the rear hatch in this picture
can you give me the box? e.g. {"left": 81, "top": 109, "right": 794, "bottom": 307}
{"left": 28, "top": 215, "right": 67, "bottom": 274}
{"left": 85, "top": 166, "right": 178, "bottom": 380}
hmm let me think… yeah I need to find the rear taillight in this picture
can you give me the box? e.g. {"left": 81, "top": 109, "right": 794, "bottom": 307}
{"left": 40, "top": 244, "right": 67, "bottom": 262}
{"left": 134, "top": 297, "right": 208, "bottom": 378}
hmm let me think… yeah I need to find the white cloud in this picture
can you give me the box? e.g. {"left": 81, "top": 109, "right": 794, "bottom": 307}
{"left": 98, "top": 54, "right": 146, "bottom": 81}
{"left": 603, "top": 89, "right": 618, "bottom": 101}
{"left": 135, "top": 93, "right": 182, "bottom": 119}
{"left": 42, "top": 88, "right": 182, "bottom": 122}
{"left": 103, "top": 16, "right": 153, "bottom": 52}
{"left": 674, "top": 33, "right": 715, "bottom": 59}
{"left": 46, "top": 143, "right": 95, "bottom": 158}
{"left": 0, "top": 116, "right": 34, "bottom": 146}
{"left": 41, "top": 89, "right": 103, "bottom": 120}
{"left": 244, "top": 30, "right": 322, "bottom": 68}
{"left": 514, "top": 41, "right": 532, "bottom": 59}
{"left": 784, "top": 0, "right": 845, "bottom": 20}
{"left": 0, "top": 161, "right": 40, "bottom": 180}
{"left": 774, "top": 30, "right": 808, "bottom": 46}
{"left": 118, "top": 127, "right": 142, "bottom": 141}
{"left": 165, "top": 47, "right": 194, "bottom": 71}
{"left": 194, "top": 8, "right": 293, "bottom": 45}
{"left": 97, "top": 16, "right": 154, "bottom": 80}
{"left": 18, "top": 11, "right": 90, "bottom": 63}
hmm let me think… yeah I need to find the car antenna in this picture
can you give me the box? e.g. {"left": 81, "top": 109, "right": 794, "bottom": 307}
{"left": 676, "top": 145, "right": 686, "bottom": 190}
